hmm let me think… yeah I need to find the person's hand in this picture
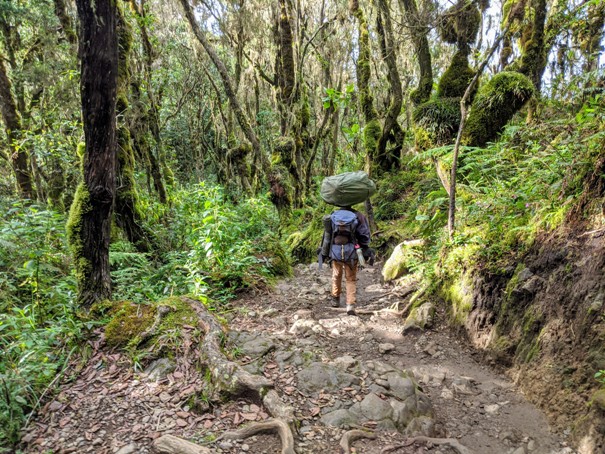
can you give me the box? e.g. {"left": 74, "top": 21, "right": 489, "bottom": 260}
{"left": 362, "top": 247, "right": 376, "bottom": 266}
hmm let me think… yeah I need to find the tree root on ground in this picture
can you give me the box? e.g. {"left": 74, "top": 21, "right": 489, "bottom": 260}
{"left": 339, "top": 429, "right": 376, "bottom": 453}
{"left": 153, "top": 434, "right": 212, "bottom": 454}
{"left": 138, "top": 305, "right": 172, "bottom": 345}
{"left": 216, "top": 418, "right": 295, "bottom": 454}
{"left": 380, "top": 436, "right": 473, "bottom": 454}
{"left": 180, "top": 297, "right": 296, "bottom": 452}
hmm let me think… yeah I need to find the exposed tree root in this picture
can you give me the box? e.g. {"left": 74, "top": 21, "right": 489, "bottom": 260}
{"left": 181, "top": 297, "right": 296, "bottom": 453}
{"left": 381, "top": 436, "right": 473, "bottom": 454}
{"left": 184, "top": 297, "right": 273, "bottom": 394}
{"left": 138, "top": 305, "right": 171, "bottom": 345}
{"left": 216, "top": 418, "right": 295, "bottom": 454}
{"left": 339, "top": 429, "right": 376, "bottom": 453}
{"left": 153, "top": 434, "right": 212, "bottom": 453}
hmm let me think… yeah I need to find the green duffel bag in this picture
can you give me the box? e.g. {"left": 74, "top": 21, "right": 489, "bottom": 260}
{"left": 320, "top": 171, "right": 376, "bottom": 206}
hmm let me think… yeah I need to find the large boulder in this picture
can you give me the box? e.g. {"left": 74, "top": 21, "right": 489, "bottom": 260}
{"left": 382, "top": 240, "right": 424, "bottom": 282}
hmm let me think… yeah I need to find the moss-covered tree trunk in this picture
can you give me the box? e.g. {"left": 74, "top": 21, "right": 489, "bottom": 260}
{"left": 0, "top": 56, "right": 34, "bottom": 200}
{"left": 376, "top": 0, "right": 403, "bottom": 171}
{"left": 129, "top": 0, "right": 167, "bottom": 204}
{"left": 399, "top": 0, "right": 432, "bottom": 105}
{"left": 518, "top": 0, "right": 548, "bottom": 93}
{"left": 53, "top": 0, "right": 77, "bottom": 44}
{"left": 114, "top": 4, "right": 152, "bottom": 253}
{"left": 350, "top": 0, "right": 381, "bottom": 174}
{"left": 69, "top": 0, "right": 118, "bottom": 307}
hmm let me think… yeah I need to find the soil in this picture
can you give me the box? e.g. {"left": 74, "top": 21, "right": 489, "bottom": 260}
{"left": 20, "top": 263, "right": 579, "bottom": 454}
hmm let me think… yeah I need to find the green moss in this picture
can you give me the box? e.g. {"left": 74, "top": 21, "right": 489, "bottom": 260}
{"left": 104, "top": 301, "right": 156, "bottom": 348}
{"left": 441, "top": 271, "right": 474, "bottom": 324}
{"left": 437, "top": 51, "right": 476, "bottom": 99}
{"left": 464, "top": 71, "right": 534, "bottom": 147}
{"left": 66, "top": 183, "right": 92, "bottom": 288}
{"left": 438, "top": 0, "right": 481, "bottom": 48}
{"left": 104, "top": 297, "right": 199, "bottom": 350}
{"left": 591, "top": 389, "right": 605, "bottom": 411}
{"left": 413, "top": 97, "right": 461, "bottom": 147}
{"left": 363, "top": 119, "right": 382, "bottom": 156}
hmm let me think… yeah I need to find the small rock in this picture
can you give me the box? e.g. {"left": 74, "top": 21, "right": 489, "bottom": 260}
{"left": 527, "top": 439, "right": 537, "bottom": 451}
{"left": 241, "top": 444, "right": 250, "bottom": 452}
{"left": 485, "top": 404, "right": 500, "bottom": 415}
{"left": 511, "top": 447, "right": 527, "bottom": 454}
{"left": 248, "top": 311, "right": 257, "bottom": 317}
{"left": 440, "top": 388, "right": 454, "bottom": 400}
{"left": 330, "top": 328, "right": 340, "bottom": 336}
{"left": 144, "top": 358, "right": 176, "bottom": 382}
{"left": 378, "top": 343, "right": 395, "bottom": 354}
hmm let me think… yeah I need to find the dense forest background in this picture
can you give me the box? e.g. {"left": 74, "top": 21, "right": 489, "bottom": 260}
{"left": 1, "top": 0, "right": 605, "bottom": 451}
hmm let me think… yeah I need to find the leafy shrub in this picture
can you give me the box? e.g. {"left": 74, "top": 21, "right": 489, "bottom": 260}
{"left": 0, "top": 200, "right": 82, "bottom": 449}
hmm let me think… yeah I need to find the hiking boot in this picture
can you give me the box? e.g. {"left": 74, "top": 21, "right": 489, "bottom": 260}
{"left": 346, "top": 304, "right": 356, "bottom": 316}
{"left": 330, "top": 295, "right": 340, "bottom": 308}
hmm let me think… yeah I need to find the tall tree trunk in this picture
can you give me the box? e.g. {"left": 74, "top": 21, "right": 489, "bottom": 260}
{"left": 129, "top": 0, "right": 167, "bottom": 203}
{"left": 68, "top": 0, "right": 118, "bottom": 308}
{"left": 113, "top": 2, "right": 153, "bottom": 253}
{"left": 518, "top": 0, "right": 548, "bottom": 93}
{"left": 53, "top": 0, "right": 77, "bottom": 44}
{"left": 582, "top": 2, "right": 605, "bottom": 73}
{"left": 398, "top": 0, "right": 432, "bottom": 105}
{"left": 350, "top": 0, "right": 379, "bottom": 230}
{"left": 376, "top": 0, "right": 403, "bottom": 171}
{"left": 179, "top": 0, "right": 265, "bottom": 170}
{"left": 0, "top": 56, "right": 34, "bottom": 199}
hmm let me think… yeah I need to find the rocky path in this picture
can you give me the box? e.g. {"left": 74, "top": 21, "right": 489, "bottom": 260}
{"left": 21, "top": 264, "right": 577, "bottom": 454}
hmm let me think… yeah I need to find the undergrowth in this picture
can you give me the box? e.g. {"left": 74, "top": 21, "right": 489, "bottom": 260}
{"left": 0, "top": 184, "right": 290, "bottom": 451}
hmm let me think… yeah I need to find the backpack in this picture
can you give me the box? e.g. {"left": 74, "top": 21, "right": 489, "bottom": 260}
{"left": 329, "top": 210, "right": 359, "bottom": 262}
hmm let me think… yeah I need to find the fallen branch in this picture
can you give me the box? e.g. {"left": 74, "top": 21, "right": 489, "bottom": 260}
{"left": 153, "top": 434, "right": 212, "bottom": 454}
{"left": 382, "top": 436, "right": 473, "bottom": 454}
{"left": 216, "top": 419, "right": 295, "bottom": 454}
{"left": 339, "top": 429, "right": 376, "bottom": 453}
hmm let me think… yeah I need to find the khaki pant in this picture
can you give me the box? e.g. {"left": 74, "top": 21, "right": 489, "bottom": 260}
{"left": 331, "top": 261, "right": 358, "bottom": 306}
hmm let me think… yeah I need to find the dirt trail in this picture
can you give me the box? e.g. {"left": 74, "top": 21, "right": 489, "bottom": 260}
{"left": 22, "top": 264, "right": 578, "bottom": 454}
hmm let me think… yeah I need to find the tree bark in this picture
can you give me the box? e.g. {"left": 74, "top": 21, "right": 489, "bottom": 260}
{"left": 0, "top": 56, "right": 34, "bottom": 199}
{"left": 398, "top": 0, "right": 432, "bottom": 105}
{"left": 70, "top": 0, "right": 118, "bottom": 307}
{"left": 53, "top": 0, "right": 77, "bottom": 44}
{"left": 376, "top": 0, "right": 403, "bottom": 171}
{"left": 129, "top": 0, "right": 167, "bottom": 203}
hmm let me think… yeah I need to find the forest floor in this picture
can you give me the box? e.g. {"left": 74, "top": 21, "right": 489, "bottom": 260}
{"left": 21, "top": 264, "right": 578, "bottom": 454}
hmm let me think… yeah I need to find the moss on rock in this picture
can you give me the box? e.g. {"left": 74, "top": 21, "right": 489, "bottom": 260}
{"left": 104, "top": 297, "right": 199, "bottom": 350}
{"left": 437, "top": 51, "right": 476, "bottom": 99}
{"left": 464, "top": 71, "right": 534, "bottom": 147}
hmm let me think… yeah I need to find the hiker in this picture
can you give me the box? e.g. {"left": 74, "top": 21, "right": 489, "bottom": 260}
{"left": 319, "top": 206, "right": 375, "bottom": 316}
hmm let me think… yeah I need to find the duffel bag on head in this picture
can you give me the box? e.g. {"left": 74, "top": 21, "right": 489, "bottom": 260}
{"left": 320, "top": 171, "right": 376, "bottom": 207}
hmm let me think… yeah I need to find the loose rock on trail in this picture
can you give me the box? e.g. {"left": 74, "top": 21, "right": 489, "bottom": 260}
{"left": 21, "top": 264, "right": 577, "bottom": 454}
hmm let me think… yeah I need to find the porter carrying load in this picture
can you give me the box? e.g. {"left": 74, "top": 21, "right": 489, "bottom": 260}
{"left": 320, "top": 171, "right": 376, "bottom": 207}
